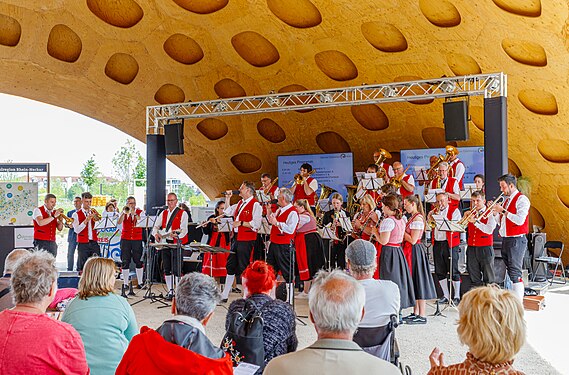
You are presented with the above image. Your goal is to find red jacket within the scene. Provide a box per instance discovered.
[504,191,529,236]
[270,205,298,245]
[234,198,258,241]
[116,326,233,375]
[293,177,316,205]
[121,209,143,240]
[33,206,57,241]
[76,210,98,244]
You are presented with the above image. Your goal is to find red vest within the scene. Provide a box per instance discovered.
[450,159,465,190]
[467,210,493,247]
[270,205,298,244]
[431,177,459,209]
[504,192,529,236]
[160,208,188,244]
[121,208,143,240]
[33,206,57,241]
[431,207,460,248]
[234,198,258,241]
[398,174,413,198]
[76,210,98,243]
[293,177,316,205]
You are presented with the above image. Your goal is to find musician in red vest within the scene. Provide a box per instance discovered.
[72,192,102,272]
[254,173,279,261]
[355,164,382,205]
[466,191,497,289]
[33,193,63,256]
[446,145,465,190]
[372,149,395,180]
[220,181,262,302]
[429,162,460,209]
[492,174,530,301]
[117,196,145,297]
[392,161,414,198]
[152,192,189,300]
[292,163,318,208]
[427,192,462,305]
[267,187,300,304]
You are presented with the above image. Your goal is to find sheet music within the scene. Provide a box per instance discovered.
[317,198,330,212]
[355,172,366,182]
[319,225,339,241]
[218,217,234,233]
[94,217,117,230]
[256,190,272,204]
[363,177,383,190]
[439,218,466,233]
[258,217,272,235]
[136,215,156,228]
[339,216,353,233]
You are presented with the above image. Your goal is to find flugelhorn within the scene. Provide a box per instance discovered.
[90,208,102,221]
[56,208,74,226]
[291,169,315,186]
[427,204,440,230]
[123,206,131,214]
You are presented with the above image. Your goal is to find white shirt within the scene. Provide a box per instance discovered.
[298,213,311,229]
[33,205,53,224]
[379,217,396,232]
[473,208,497,234]
[433,205,462,241]
[151,208,189,239]
[358,278,400,327]
[450,158,465,183]
[274,203,299,234]
[497,190,531,237]
[397,174,415,195]
[72,208,97,241]
[223,196,262,233]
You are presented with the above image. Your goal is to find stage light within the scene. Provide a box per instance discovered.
[213,101,228,112]
[320,92,333,103]
[383,86,398,98]
[167,106,179,117]
[441,81,456,93]
[487,78,500,91]
[267,96,280,106]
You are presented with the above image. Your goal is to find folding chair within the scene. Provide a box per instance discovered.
[353,314,400,366]
[532,241,566,285]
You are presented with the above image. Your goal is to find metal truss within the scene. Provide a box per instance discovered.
[147,72,507,134]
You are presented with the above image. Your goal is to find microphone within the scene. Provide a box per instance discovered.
[151,205,167,210]
[221,190,240,195]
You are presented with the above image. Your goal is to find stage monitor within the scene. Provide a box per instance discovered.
[164,120,184,155]
[443,100,469,141]
[277,153,353,201]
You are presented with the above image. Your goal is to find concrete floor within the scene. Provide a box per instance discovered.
[122,282,563,375]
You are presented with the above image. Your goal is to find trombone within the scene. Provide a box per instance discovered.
[289,169,316,187]
[475,193,505,224]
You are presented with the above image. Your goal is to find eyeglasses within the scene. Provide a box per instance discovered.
[167,199,176,202]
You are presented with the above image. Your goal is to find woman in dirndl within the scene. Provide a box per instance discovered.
[373,194,415,309]
[402,194,436,324]
[352,194,382,278]
[293,199,325,298]
[202,201,230,279]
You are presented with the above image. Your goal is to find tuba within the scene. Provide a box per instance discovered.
[315,184,336,223]
[374,148,392,180]
[345,184,359,216]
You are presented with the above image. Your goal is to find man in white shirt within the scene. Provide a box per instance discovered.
[33,193,63,256]
[492,174,530,301]
[72,192,101,272]
[292,163,318,209]
[392,161,415,198]
[267,188,299,304]
[151,192,189,299]
[446,145,465,190]
[220,181,262,302]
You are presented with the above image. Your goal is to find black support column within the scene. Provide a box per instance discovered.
[483,96,508,201]
[146,134,166,216]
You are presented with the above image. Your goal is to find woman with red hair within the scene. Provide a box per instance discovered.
[224,261,297,373]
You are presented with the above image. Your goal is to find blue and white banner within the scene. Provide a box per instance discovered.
[278,153,354,200]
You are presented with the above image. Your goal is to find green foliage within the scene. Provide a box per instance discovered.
[134,154,146,187]
[80,155,100,191]
[177,183,206,206]
[67,182,83,201]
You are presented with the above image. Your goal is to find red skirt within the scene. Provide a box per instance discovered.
[361,233,382,279]
[295,232,310,281]
[202,231,230,277]
[402,241,413,274]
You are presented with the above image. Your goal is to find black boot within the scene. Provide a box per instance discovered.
[120,284,128,298]
[128,281,136,296]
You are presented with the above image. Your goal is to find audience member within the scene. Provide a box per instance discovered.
[0,251,89,374]
[224,261,297,373]
[0,248,29,311]
[428,285,526,374]
[264,269,400,375]
[346,239,400,327]
[62,257,137,375]
[116,273,233,375]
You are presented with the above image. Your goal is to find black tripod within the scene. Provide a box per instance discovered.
[130,242,169,307]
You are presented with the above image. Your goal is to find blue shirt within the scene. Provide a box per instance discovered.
[62,293,138,375]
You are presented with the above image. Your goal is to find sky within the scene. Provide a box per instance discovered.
[0,93,193,183]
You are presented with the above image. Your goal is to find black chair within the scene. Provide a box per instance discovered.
[353,314,399,366]
[532,241,566,285]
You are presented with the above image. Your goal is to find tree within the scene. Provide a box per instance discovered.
[80,155,100,191]
[133,154,146,187]
[112,140,145,192]
[67,182,83,201]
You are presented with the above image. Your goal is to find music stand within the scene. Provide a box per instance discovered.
[256,190,272,206]
[437,218,465,312]
[319,225,339,270]
[258,218,272,261]
[362,175,383,191]
[184,243,233,278]
[94,217,118,259]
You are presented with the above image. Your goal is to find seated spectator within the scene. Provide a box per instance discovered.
[224,261,297,372]
[116,273,233,375]
[62,257,137,375]
[346,239,400,327]
[0,248,29,311]
[264,269,400,375]
[428,285,526,374]
[0,251,89,374]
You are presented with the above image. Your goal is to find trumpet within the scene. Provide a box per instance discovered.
[55,208,74,226]
[457,209,479,229]
[475,193,505,224]
[263,177,278,194]
[90,208,102,221]
[427,205,440,230]
[291,169,316,187]
[123,206,131,214]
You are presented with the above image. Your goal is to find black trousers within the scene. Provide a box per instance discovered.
[467,245,495,286]
[253,234,268,261]
[33,240,57,257]
[330,241,347,270]
[120,239,144,269]
[77,241,101,271]
[161,247,181,276]
[433,240,460,281]
[226,239,254,276]
[502,236,527,283]
[267,242,293,283]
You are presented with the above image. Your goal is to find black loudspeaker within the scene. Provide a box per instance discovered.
[164,120,184,155]
[443,101,469,141]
